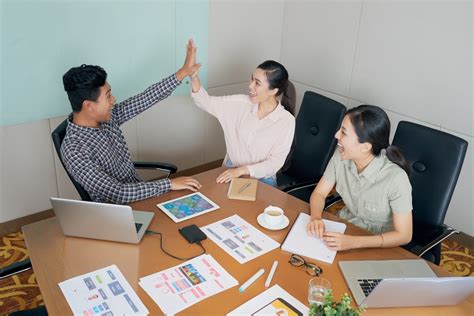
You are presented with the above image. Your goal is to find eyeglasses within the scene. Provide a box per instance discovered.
[288,254,323,276]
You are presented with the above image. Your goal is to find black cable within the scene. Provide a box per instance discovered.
[145,230,206,261]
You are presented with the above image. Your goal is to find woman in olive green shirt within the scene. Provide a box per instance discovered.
[307,105,413,251]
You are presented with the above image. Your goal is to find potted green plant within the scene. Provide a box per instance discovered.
[309,290,365,316]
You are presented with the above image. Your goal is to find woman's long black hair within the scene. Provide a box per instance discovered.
[257,60,295,116]
[346,105,411,176]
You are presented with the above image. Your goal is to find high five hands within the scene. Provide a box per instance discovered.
[176,39,201,81]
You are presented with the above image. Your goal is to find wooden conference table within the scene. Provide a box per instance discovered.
[23,167,473,315]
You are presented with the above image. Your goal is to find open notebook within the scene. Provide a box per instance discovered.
[281,212,346,264]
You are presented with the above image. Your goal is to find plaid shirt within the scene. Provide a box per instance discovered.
[61,74,181,204]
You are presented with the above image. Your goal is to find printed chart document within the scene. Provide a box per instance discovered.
[281,212,346,264]
[58,264,148,315]
[139,254,238,315]
[201,214,280,264]
[227,284,308,316]
[156,192,219,223]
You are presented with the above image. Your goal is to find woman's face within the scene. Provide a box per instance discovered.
[335,115,371,161]
[248,68,277,104]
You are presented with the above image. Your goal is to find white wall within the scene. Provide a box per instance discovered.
[279,0,473,235]
[1,0,472,236]
[207,0,473,234]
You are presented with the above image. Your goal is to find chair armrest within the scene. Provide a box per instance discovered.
[283,181,342,210]
[404,223,459,257]
[281,180,318,193]
[0,258,32,279]
[324,193,342,210]
[133,161,177,175]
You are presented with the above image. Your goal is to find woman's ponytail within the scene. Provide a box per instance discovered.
[386,145,411,176]
[280,81,296,116]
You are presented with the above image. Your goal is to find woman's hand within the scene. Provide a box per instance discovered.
[307,218,325,239]
[176,39,201,81]
[322,232,357,251]
[216,167,247,183]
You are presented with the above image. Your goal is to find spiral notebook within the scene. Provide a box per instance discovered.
[227,178,258,201]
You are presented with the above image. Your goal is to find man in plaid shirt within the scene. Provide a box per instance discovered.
[61,40,201,204]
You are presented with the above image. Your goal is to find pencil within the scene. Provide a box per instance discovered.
[237,181,251,194]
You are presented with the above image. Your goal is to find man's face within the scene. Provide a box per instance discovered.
[90,82,115,122]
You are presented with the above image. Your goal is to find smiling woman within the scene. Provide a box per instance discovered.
[307,105,413,252]
[190,55,296,187]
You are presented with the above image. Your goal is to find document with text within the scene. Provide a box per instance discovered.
[139,254,238,315]
[59,264,148,315]
[201,214,281,264]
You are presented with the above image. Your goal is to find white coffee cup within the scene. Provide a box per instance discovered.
[263,205,284,226]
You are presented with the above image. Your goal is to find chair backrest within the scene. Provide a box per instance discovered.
[391,121,468,227]
[280,81,297,171]
[284,91,346,181]
[52,119,92,201]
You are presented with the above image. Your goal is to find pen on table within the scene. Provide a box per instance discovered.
[237,181,251,194]
[239,268,265,292]
[264,260,278,287]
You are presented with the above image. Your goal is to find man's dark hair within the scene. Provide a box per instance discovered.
[63,64,107,112]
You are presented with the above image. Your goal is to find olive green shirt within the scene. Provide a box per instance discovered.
[323,149,412,234]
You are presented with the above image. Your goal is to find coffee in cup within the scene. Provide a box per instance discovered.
[263,205,284,226]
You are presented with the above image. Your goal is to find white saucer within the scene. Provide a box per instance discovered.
[257,213,290,230]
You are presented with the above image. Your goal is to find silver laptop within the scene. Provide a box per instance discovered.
[339,259,474,308]
[50,197,154,244]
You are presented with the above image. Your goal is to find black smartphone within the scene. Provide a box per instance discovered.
[179,224,207,244]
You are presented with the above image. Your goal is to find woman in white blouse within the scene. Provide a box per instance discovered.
[190,47,295,186]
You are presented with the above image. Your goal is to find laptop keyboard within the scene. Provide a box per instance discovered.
[135,223,143,233]
[358,279,382,297]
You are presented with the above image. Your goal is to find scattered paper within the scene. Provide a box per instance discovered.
[59,264,148,315]
[281,212,346,264]
[139,254,238,315]
[201,214,281,264]
[227,284,308,316]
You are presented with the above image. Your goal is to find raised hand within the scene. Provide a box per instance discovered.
[176,39,201,81]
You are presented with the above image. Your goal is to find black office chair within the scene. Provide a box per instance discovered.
[51,118,178,201]
[277,91,346,202]
[392,121,468,264]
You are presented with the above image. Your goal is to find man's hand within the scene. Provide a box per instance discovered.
[170,176,202,192]
[176,39,201,81]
